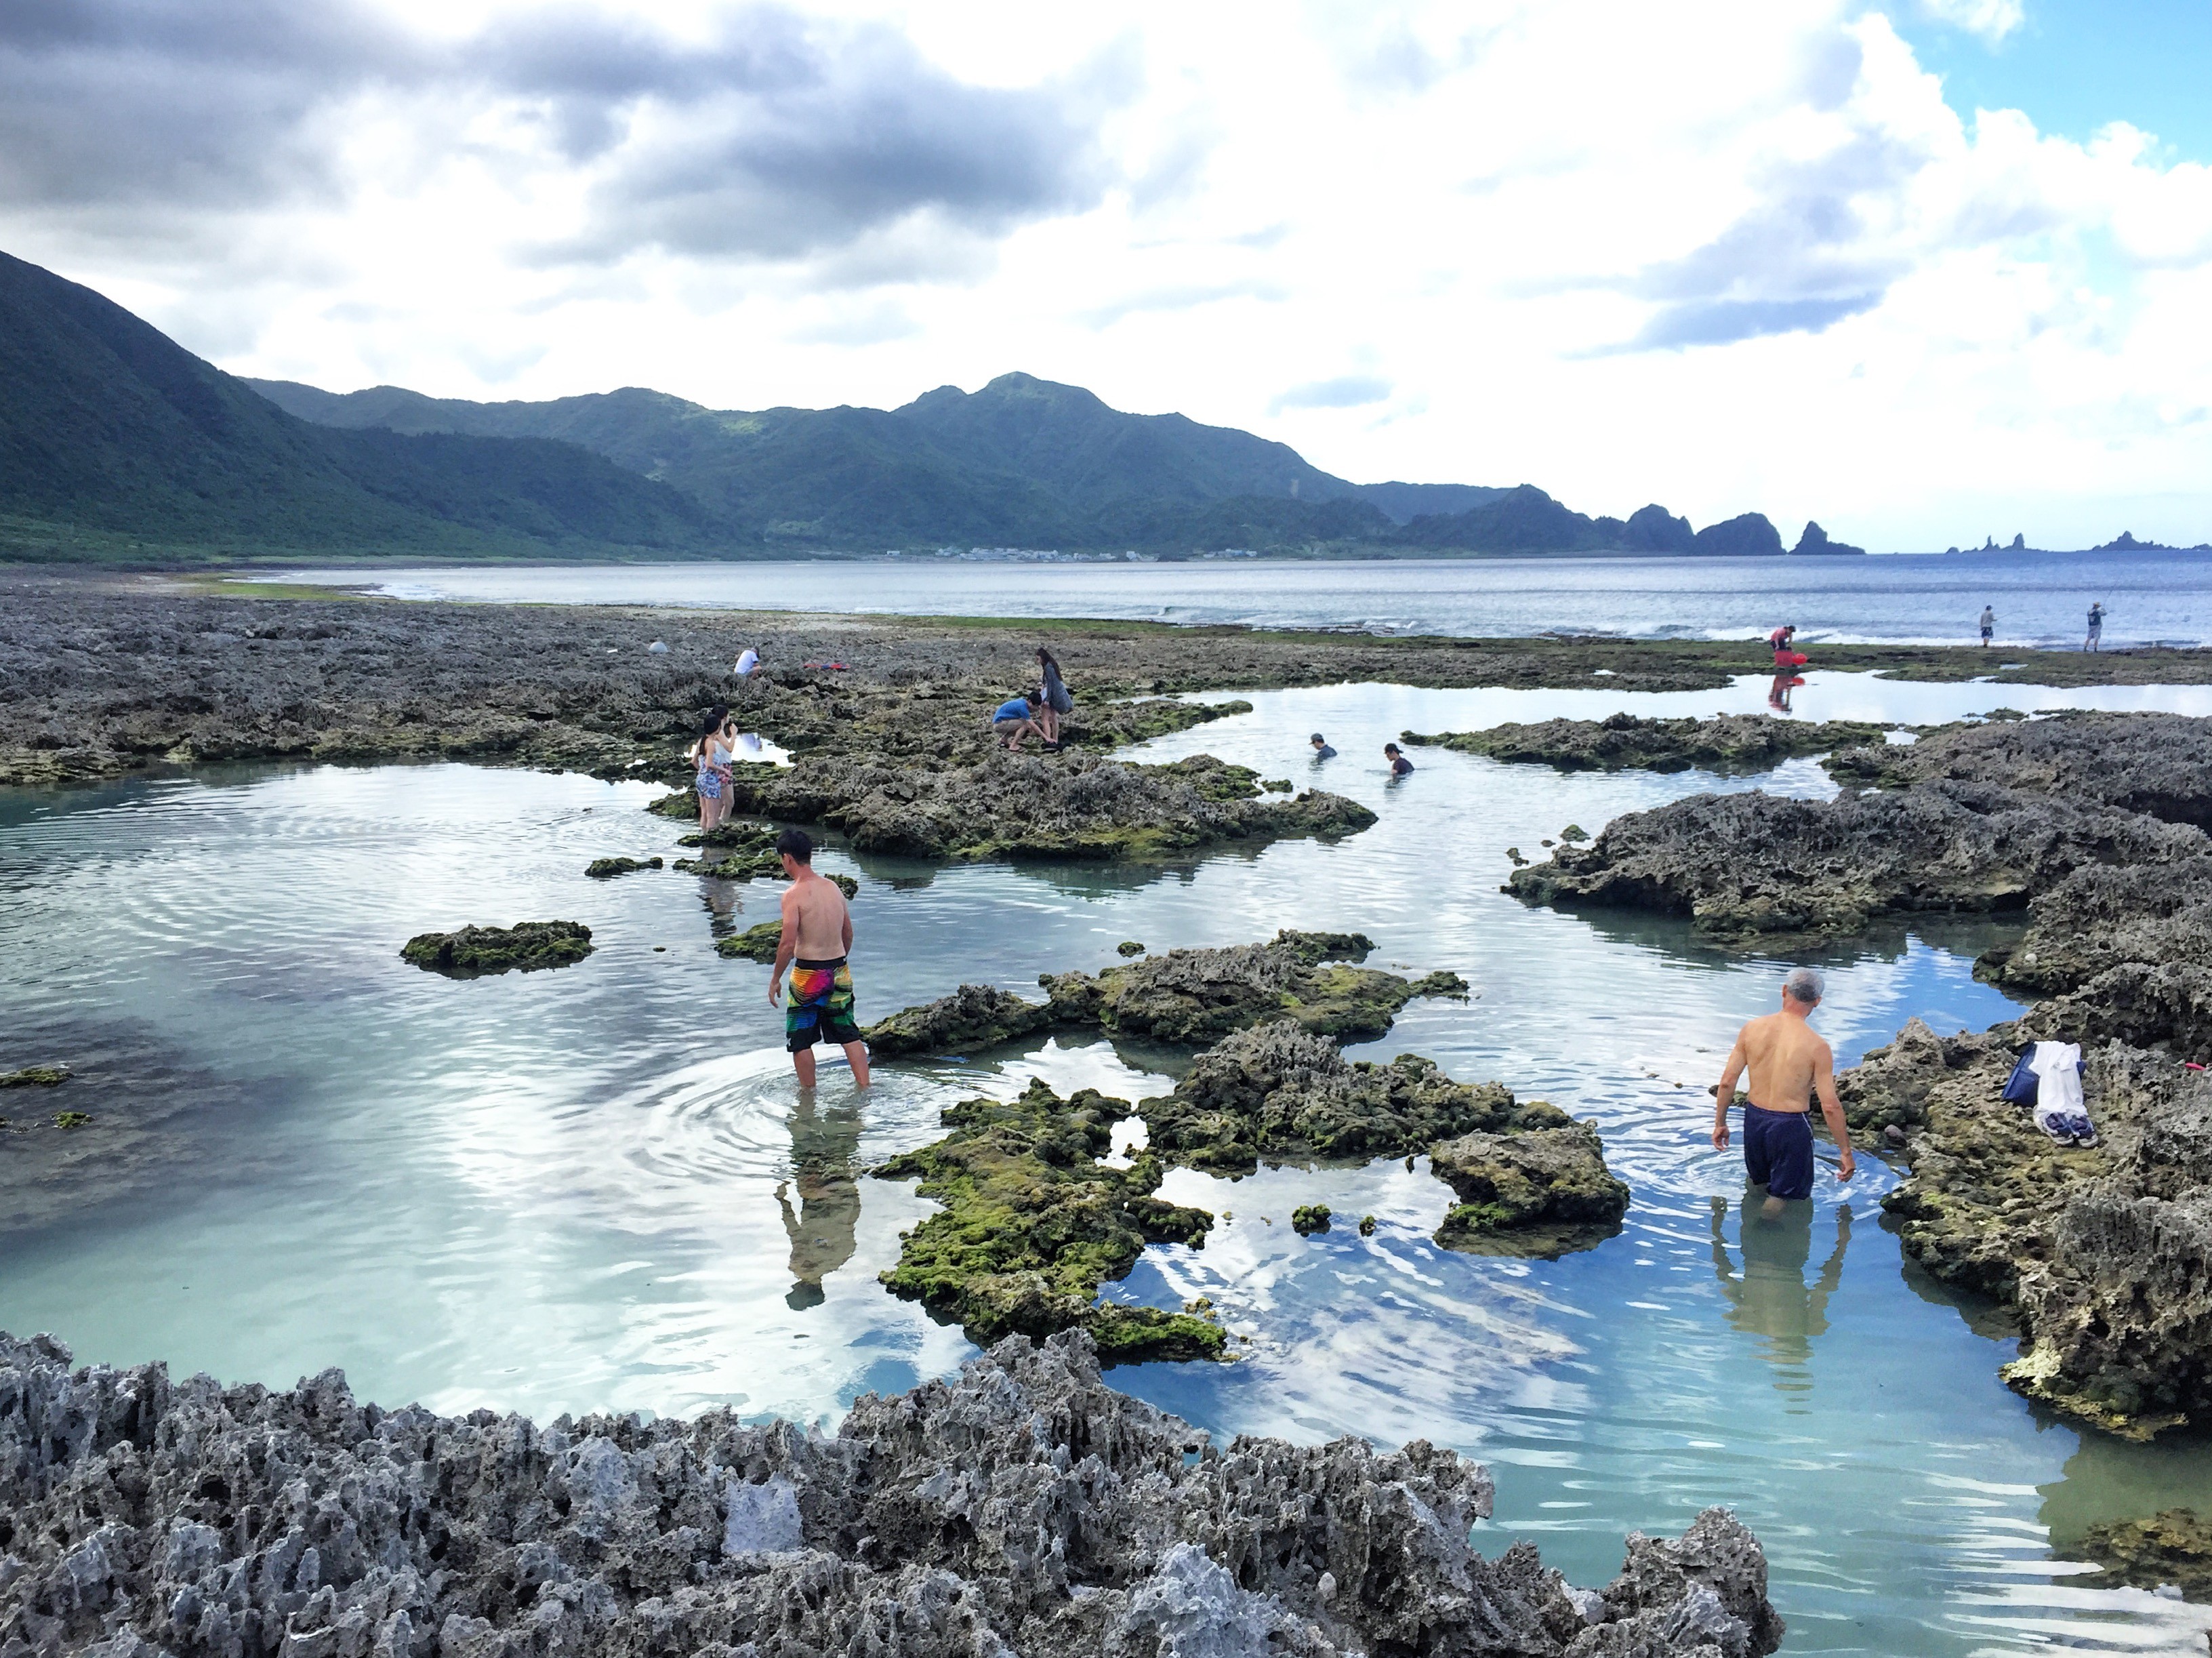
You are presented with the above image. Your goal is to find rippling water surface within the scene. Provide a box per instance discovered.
[5,671,2210,1655]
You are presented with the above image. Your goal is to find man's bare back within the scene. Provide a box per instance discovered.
[780,871,851,962]
[1711,970,1853,1202]
[1730,1011,1830,1114]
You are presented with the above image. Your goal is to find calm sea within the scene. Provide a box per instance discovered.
[266,547,2212,649]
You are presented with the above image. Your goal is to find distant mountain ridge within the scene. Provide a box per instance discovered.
[0,245,1866,563]
[0,251,716,561]
[250,369,1849,559]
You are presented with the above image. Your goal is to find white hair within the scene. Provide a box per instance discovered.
[1783,967,1825,1005]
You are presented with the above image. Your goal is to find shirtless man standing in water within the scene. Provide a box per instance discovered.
[767,828,871,1088]
[1711,967,1854,1214]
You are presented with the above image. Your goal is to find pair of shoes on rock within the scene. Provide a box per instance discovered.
[2040,1112,2099,1148]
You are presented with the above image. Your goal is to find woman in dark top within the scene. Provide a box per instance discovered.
[1037,649,1073,748]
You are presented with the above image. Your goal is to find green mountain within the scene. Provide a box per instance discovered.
[249,371,1807,558]
[2,247,1818,563]
[0,251,718,562]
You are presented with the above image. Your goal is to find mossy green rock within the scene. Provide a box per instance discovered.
[873,1080,1223,1364]
[1291,1204,1331,1236]
[1142,1019,1561,1176]
[1403,712,1891,772]
[1429,1121,1630,1257]
[865,983,1058,1056]
[716,921,784,963]
[585,855,661,878]
[0,1066,70,1088]
[866,930,1463,1057]
[2074,1509,2212,1602]
[401,921,594,977]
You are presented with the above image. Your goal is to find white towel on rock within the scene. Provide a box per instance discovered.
[2028,1041,2091,1143]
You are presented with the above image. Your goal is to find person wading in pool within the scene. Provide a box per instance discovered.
[767,828,871,1089]
[1710,967,1854,1215]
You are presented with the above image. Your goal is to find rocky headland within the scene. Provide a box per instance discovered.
[1401,712,1891,772]
[0,1329,1783,1658]
[1508,710,2212,1437]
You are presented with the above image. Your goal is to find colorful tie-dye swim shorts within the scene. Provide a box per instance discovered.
[785,957,862,1052]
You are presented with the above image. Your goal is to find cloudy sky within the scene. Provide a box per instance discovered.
[5,0,2210,548]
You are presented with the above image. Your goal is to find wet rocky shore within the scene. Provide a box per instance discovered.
[1511,710,2212,1438]
[0,1329,1784,1658]
[863,935,1628,1360]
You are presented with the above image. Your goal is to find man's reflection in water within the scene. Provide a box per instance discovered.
[776,1092,863,1310]
[1711,1192,1851,1396]
[1767,672,1804,714]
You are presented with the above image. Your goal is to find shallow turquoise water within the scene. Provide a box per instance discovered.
[4,673,2209,1655]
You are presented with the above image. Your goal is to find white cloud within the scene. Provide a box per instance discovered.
[2,0,2210,546]
[1914,0,2024,45]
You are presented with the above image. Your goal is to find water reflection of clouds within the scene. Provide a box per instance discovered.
[12,700,2212,1655]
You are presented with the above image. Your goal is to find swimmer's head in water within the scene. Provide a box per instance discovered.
[1383,742,1402,756]
[1311,733,1326,746]
[1783,967,1824,1006]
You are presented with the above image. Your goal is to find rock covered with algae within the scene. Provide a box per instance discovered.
[2075,1509,2212,1602]
[1140,1019,1560,1175]
[585,855,662,878]
[1837,1022,2212,1439]
[0,1066,70,1088]
[0,1328,1782,1658]
[874,1024,1630,1357]
[867,930,1466,1057]
[399,921,594,977]
[872,1081,1223,1364]
[722,748,1375,863]
[1429,1122,1631,1257]
[1403,712,1890,773]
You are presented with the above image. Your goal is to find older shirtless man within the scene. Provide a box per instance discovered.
[1711,967,1853,1212]
[767,828,870,1088]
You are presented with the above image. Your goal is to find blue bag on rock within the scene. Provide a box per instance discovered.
[2001,1047,2041,1105]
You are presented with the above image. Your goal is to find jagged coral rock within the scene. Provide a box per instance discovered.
[1824,710,2212,826]
[2074,1509,2212,1602]
[399,920,594,976]
[872,1082,1223,1363]
[1141,1019,1562,1176]
[0,1329,1782,1658]
[1404,712,1889,773]
[868,931,1458,1058]
[1837,1024,2212,1438]
[724,750,1374,863]
[1430,1122,1631,1257]
[1508,782,2201,941]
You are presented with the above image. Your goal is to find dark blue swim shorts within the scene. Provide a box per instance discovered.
[1742,1105,1815,1200]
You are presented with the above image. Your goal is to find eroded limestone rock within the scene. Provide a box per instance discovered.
[0,1329,1782,1658]
[1430,1122,1631,1258]
[1140,1020,1558,1176]
[1405,712,1889,773]
[872,1082,1222,1364]
[1508,782,2200,942]
[868,931,1465,1058]
[1837,1023,2212,1438]
[399,921,594,977]
[2074,1509,2212,1602]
